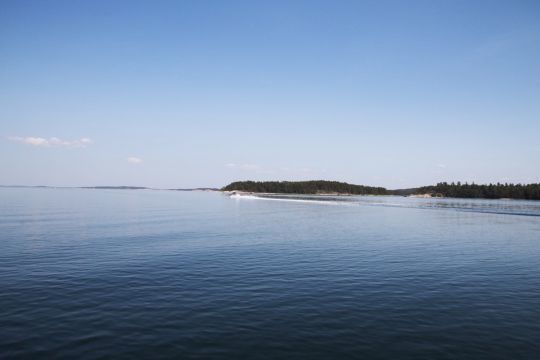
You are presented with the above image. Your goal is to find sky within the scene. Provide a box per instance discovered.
[1,0,539,189]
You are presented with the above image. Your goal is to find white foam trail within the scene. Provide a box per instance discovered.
[230,194,348,206]
[228,194,540,216]
[230,194,415,209]
[230,194,260,200]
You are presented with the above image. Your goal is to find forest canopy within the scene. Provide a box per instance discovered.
[222,181,540,200]
[222,180,389,195]
[413,182,540,200]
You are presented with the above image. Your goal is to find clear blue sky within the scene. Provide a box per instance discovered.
[1,0,539,188]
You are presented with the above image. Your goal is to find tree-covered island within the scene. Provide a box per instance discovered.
[222,180,388,195]
[222,180,540,200]
[413,182,540,200]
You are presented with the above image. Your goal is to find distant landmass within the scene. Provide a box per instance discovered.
[222,181,540,200]
[411,182,540,200]
[2,182,539,200]
[168,188,219,191]
[82,186,219,191]
[81,186,149,190]
[0,185,151,190]
[222,180,388,195]
[0,185,218,191]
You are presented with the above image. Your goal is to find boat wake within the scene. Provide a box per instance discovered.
[229,193,540,217]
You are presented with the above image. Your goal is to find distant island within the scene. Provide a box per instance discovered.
[222,180,388,195]
[168,187,219,191]
[411,182,540,200]
[0,185,219,192]
[81,186,149,190]
[222,181,540,200]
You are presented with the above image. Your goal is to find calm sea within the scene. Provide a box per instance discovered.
[1,188,539,359]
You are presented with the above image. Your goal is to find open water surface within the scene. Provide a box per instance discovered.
[1,188,539,359]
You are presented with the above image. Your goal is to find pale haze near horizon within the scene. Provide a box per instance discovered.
[1,0,539,189]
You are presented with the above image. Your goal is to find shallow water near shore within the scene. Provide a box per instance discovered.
[1,188,540,359]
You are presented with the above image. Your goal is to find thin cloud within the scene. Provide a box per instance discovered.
[225,163,261,171]
[127,157,143,164]
[8,136,92,148]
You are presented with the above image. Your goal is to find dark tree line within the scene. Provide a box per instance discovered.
[414,182,540,200]
[223,180,540,200]
[222,180,389,195]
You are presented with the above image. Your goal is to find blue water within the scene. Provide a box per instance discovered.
[1,188,540,359]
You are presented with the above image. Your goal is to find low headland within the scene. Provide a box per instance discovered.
[222,180,540,200]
